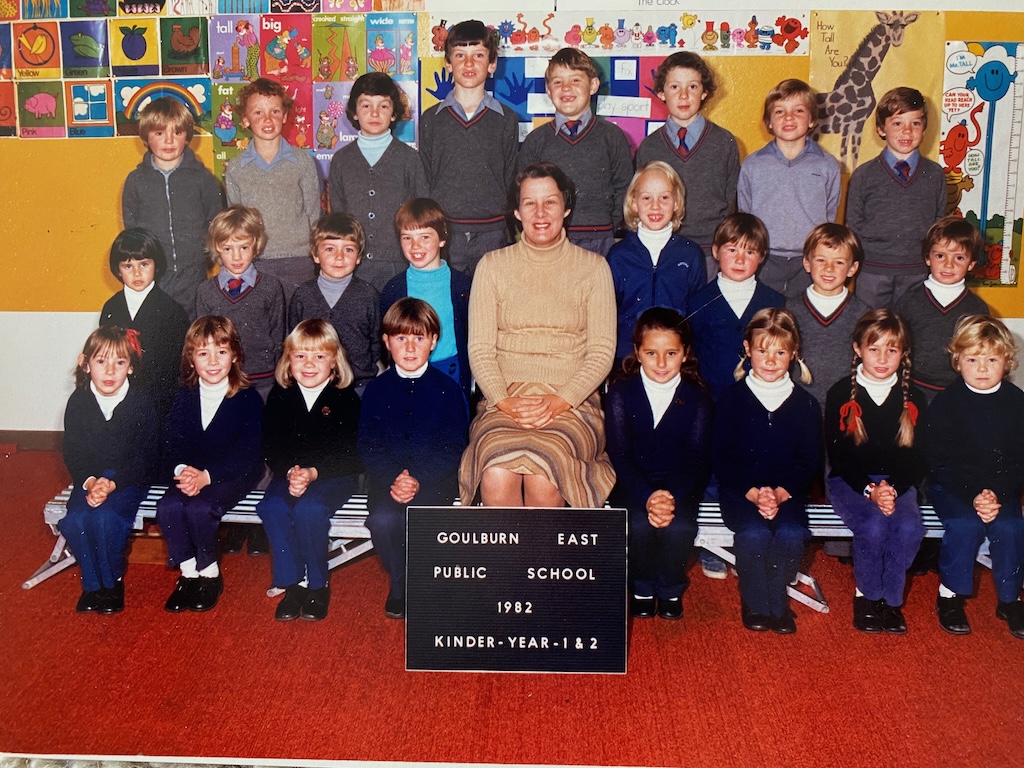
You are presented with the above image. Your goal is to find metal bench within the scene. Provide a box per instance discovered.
[23,485,373,590]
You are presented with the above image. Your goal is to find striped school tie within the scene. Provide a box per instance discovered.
[677,126,689,157]
[564,120,581,137]
[895,160,910,182]
[227,278,243,298]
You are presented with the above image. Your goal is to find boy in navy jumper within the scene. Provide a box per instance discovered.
[419,20,518,277]
[380,198,471,400]
[358,299,469,620]
[518,47,633,256]
[289,213,380,396]
[122,96,224,312]
[895,216,988,402]
[846,87,946,309]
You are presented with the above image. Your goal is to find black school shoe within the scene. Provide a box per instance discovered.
[164,576,198,612]
[630,595,656,618]
[246,526,270,556]
[741,604,771,632]
[880,601,907,634]
[384,594,406,620]
[301,586,331,621]
[853,596,883,633]
[771,609,797,635]
[657,597,683,620]
[221,524,247,554]
[275,584,307,621]
[76,589,102,613]
[189,574,223,612]
[996,601,1024,639]
[936,595,971,635]
[97,581,125,615]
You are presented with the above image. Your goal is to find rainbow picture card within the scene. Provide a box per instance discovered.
[114,75,212,135]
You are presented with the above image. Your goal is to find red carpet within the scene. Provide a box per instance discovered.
[2,449,1022,766]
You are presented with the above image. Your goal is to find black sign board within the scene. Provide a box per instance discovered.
[406,506,627,674]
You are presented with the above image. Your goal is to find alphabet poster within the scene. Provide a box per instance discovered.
[941,41,1024,287]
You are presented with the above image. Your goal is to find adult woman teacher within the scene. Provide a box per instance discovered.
[459,161,617,507]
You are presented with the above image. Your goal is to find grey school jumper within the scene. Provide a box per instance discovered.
[789,290,871,406]
[195,272,286,377]
[518,117,633,236]
[846,153,946,274]
[636,121,739,254]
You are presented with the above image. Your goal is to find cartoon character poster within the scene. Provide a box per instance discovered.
[211,78,248,177]
[364,12,415,79]
[284,82,311,147]
[70,0,116,18]
[311,78,350,153]
[64,78,114,136]
[312,13,364,84]
[209,13,259,82]
[60,19,110,79]
[21,0,67,20]
[941,41,1024,287]
[260,12,311,84]
[16,79,63,136]
[114,75,212,136]
[0,80,15,134]
[0,23,12,78]
[109,15,158,76]
[12,20,60,79]
[160,15,208,75]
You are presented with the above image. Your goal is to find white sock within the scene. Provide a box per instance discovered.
[180,558,199,578]
[938,584,956,598]
[855,588,864,597]
[198,561,220,578]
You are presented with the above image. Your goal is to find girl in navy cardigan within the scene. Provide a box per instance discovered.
[258,319,362,622]
[825,309,926,635]
[712,308,821,634]
[157,316,263,613]
[61,326,158,614]
[606,161,706,364]
[606,308,713,621]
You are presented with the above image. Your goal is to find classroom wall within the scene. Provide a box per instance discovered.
[1,7,1023,431]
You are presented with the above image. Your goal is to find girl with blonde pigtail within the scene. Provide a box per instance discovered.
[825,308,927,635]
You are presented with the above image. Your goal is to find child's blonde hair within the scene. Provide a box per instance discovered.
[205,205,267,265]
[762,78,817,133]
[180,315,249,396]
[138,96,195,144]
[949,314,1019,371]
[841,309,916,448]
[275,319,354,389]
[74,326,143,389]
[734,307,811,384]
[623,161,686,232]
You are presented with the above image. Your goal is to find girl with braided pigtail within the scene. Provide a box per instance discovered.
[824,309,927,635]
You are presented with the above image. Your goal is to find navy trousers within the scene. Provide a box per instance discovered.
[59,485,147,593]
[829,477,925,606]
[157,480,250,571]
[930,482,1024,603]
[366,494,407,598]
[257,475,358,590]
[629,506,697,600]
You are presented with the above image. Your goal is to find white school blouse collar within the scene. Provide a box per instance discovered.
[395,362,429,379]
[298,379,331,411]
[91,379,130,421]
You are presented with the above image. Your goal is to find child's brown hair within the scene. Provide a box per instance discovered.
[840,309,916,447]
[802,222,864,266]
[205,205,268,265]
[346,71,407,127]
[74,326,143,389]
[713,212,769,257]
[734,307,812,384]
[138,96,195,144]
[653,51,716,100]
[444,20,498,63]
[545,47,600,83]
[762,78,817,133]
[394,198,450,248]
[180,315,249,396]
[621,307,706,391]
[237,77,292,115]
[875,86,928,131]
[381,297,441,339]
[921,216,983,265]
[310,212,365,266]
[275,318,354,389]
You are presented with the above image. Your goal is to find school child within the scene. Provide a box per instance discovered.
[358,298,469,619]
[60,326,158,614]
[289,213,380,396]
[788,223,871,407]
[738,79,840,299]
[157,316,263,613]
[380,198,471,399]
[195,205,286,402]
[846,87,946,309]
[606,308,713,620]
[258,320,362,622]
[895,216,989,401]
[518,48,634,257]
[122,96,224,313]
[712,308,821,633]
[636,51,740,276]
[327,72,428,292]
[825,309,927,634]
[689,213,784,401]
[607,161,705,363]
[99,228,191,418]
[225,78,321,299]
[924,315,1024,639]
[419,20,519,276]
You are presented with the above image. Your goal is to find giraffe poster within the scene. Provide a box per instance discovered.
[809,9,943,174]
[941,41,1023,287]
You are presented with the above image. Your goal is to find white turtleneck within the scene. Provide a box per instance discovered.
[856,364,898,406]
[924,276,966,308]
[805,285,847,317]
[718,274,757,319]
[640,368,680,427]
[91,379,130,421]
[637,224,673,267]
[745,371,793,412]
[199,377,230,429]
[966,380,1001,395]
[298,379,330,410]
[396,362,429,379]
[123,281,155,321]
